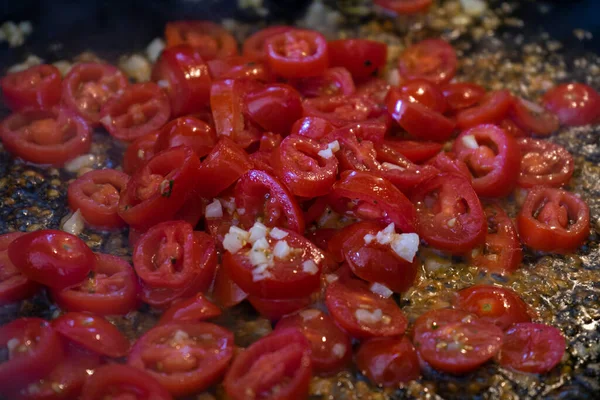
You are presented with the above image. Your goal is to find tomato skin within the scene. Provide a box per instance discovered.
[274,135,338,198]
[355,336,420,386]
[208,56,274,82]
[428,151,471,181]
[0,232,40,305]
[266,29,329,79]
[499,118,527,138]
[456,90,514,129]
[517,187,590,253]
[8,230,94,290]
[453,124,521,198]
[542,83,600,126]
[244,84,304,135]
[398,39,457,85]
[243,26,295,61]
[67,169,129,229]
[384,140,441,164]
[154,116,217,159]
[328,39,387,81]
[157,293,221,324]
[294,67,356,98]
[100,82,171,142]
[386,87,456,142]
[151,45,212,117]
[517,137,574,188]
[52,312,130,358]
[497,323,566,374]
[122,131,159,175]
[164,20,238,60]
[0,318,65,393]
[1,64,62,112]
[62,63,129,125]
[304,94,380,127]
[81,364,173,400]
[411,173,487,254]
[248,296,312,321]
[118,146,202,230]
[0,108,91,167]
[374,0,433,14]
[276,309,352,374]
[52,253,140,316]
[400,79,447,113]
[128,322,234,396]
[223,329,312,400]
[211,265,248,308]
[441,82,486,112]
[510,98,559,137]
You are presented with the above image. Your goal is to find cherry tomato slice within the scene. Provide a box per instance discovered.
[375,0,433,14]
[400,79,447,113]
[273,135,338,198]
[223,329,312,400]
[325,279,408,339]
[211,265,248,308]
[243,26,295,61]
[122,131,159,175]
[328,39,387,81]
[208,56,274,82]
[128,322,234,396]
[158,293,221,325]
[8,230,94,290]
[154,116,216,160]
[244,84,303,135]
[164,20,238,60]
[355,336,420,386]
[398,39,456,85]
[542,83,600,126]
[453,124,521,198]
[52,312,130,358]
[294,67,356,98]
[67,169,129,229]
[276,308,352,374]
[517,186,590,253]
[223,228,323,299]
[118,146,201,230]
[304,94,380,127]
[52,253,139,316]
[62,63,129,125]
[235,170,305,233]
[411,173,486,254]
[248,296,312,321]
[81,364,173,400]
[0,232,39,305]
[355,77,391,105]
[0,318,64,393]
[100,82,171,142]
[383,139,442,164]
[1,64,62,112]
[517,137,574,188]
[456,90,514,129]
[0,108,91,166]
[428,151,472,181]
[499,118,527,138]
[151,45,212,117]
[441,82,486,112]
[266,29,328,79]
[510,97,559,137]
[497,323,566,374]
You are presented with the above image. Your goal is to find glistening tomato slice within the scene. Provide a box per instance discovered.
[164,20,238,60]
[510,97,559,137]
[381,139,442,164]
[158,293,222,325]
[542,83,600,126]
[0,64,62,112]
[265,29,328,79]
[517,138,574,188]
[327,39,387,81]
[122,131,159,175]
[456,90,514,129]
[248,296,312,321]
[355,336,420,386]
[244,84,303,135]
[441,82,486,112]
[0,232,39,305]
[81,364,173,400]
[243,26,294,61]
[154,116,217,159]
[399,79,447,113]
[293,67,356,98]
[397,39,456,85]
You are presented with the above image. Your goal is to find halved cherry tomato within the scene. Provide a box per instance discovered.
[0,232,39,305]
[122,131,159,175]
[385,139,442,164]
[499,118,526,138]
[1,64,62,112]
[211,265,248,308]
[243,26,294,61]
[223,228,323,299]
[118,146,201,230]
[329,171,417,234]
[128,322,234,396]
[517,186,590,253]
[164,20,238,60]
[244,84,303,135]
[510,97,559,137]
[207,56,273,82]
[152,45,212,117]
[0,318,64,393]
[441,82,486,112]
[248,296,312,321]
[52,312,130,358]
[67,169,129,229]
[8,230,93,290]
[453,124,521,197]
[497,323,565,374]
[397,39,456,85]
[266,29,328,78]
[304,94,380,127]
[456,90,514,129]
[0,108,91,166]
[411,173,486,254]
[455,285,531,330]
[154,116,216,159]
[81,364,173,400]
[411,308,473,339]
[52,253,139,316]
[467,203,522,275]
[273,135,338,198]
[195,137,253,198]
[235,170,305,233]
[325,279,408,339]
[62,63,128,125]
[355,336,420,386]
[400,79,447,113]
[374,0,433,14]
[276,308,352,374]
[355,77,391,104]
[223,329,312,400]
[100,82,171,142]
[158,293,221,325]
[294,67,356,98]
[386,87,455,141]
[517,137,574,188]
[328,39,387,81]
[542,83,600,126]
[428,151,471,181]
[333,133,380,173]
